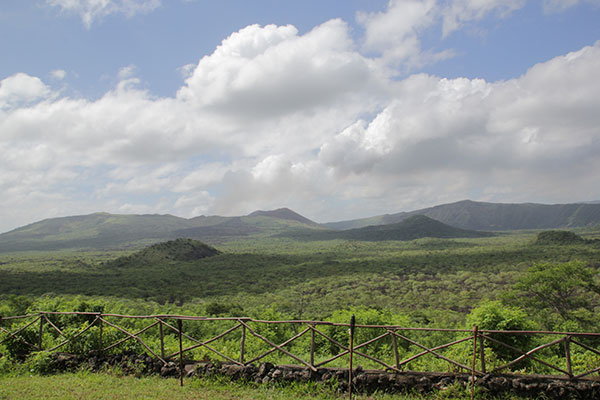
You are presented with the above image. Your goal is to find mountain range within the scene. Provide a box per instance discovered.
[323,200,600,231]
[1,200,599,252]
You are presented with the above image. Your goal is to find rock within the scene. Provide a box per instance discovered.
[258,362,274,377]
[29,352,600,398]
[271,369,282,380]
[160,361,178,377]
[184,363,196,378]
[221,364,244,379]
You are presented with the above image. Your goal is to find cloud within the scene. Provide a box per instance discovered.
[0,73,53,109]
[173,191,214,217]
[318,42,600,211]
[172,163,229,193]
[320,74,493,176]
[357,0,452,69]
[543,0,600,12]
[46,0,161,28]
[50,69,67,80]
[177,20,379,120]
[118,65,137,80]
[1,12,599,231]
[214,155,324,217]
[441,0,526,37]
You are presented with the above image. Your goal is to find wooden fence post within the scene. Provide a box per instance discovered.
[471,325,478,400]
[479,333,486,374]
[349,315,355,400]
[178,319,184,387]
[38,313,44,350]
[565,335,573,378]
[310,324,315,367]
[392,329,400,370]
[240,323,246,364]
[98,315,103,355]
[159,321,165,360]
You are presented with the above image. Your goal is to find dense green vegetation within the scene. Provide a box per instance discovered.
[533,230,600,245]
[1,226,600,398]
[1,230,599,323]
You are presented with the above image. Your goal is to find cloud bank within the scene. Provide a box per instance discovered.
[1,1,599,232]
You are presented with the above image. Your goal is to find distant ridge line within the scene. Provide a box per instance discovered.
[323,200,600,231]
[248,207,319,226]
[1,200,599,252]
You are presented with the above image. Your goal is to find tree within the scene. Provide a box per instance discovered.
[467,300,534,361]
[503,261,600,331]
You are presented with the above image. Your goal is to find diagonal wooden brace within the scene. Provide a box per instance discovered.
[103,320,159,352]
[99,317,165,364]
[163,322,244,366]
[391,330,479,374]
[484,335,568,375]
[244,326,310,365]
[396,332,474,367]
[239,320,317,372]
[311,326,398,371]
[46,316,100,352]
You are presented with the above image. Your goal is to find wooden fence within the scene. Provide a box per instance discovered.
[3,311,600,382]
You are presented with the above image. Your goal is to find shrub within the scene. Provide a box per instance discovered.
[466,300,535,362]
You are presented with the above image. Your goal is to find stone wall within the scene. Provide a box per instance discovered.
[48,352,600,399]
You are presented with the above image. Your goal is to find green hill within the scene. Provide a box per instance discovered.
[3,200,600,252]
[533,230,586,245]
[0,213,195,252]
[337,215,492,241]
[0,210,325,252]
[282,215,491,241]
[248,208,319,226]
[108,238,220,267]
[325,200,600,231]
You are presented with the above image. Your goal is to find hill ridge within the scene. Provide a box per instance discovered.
[282,214,491,241]
[248,208,318,226]
[0,208,320,252]
[2,200,600,252]
[324,200,600,231]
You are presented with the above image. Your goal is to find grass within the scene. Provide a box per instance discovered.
[0,372,426,400]
[0,371,523,400]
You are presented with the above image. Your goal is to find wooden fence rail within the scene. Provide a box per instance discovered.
[2,311,600,384]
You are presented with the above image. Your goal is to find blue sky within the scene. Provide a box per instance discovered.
[1,0,599,232]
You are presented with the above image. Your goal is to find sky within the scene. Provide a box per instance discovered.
[1,0,600,233]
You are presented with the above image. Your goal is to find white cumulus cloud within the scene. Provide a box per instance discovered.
[357,0,451,69]
[178,20,379,119]
[0,73,53,109]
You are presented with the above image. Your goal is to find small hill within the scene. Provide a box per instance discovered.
[336,215,492,241]
[281,215,491,241]
[109,238,220,267]
[533,230,586,245]
[248,208,319,226]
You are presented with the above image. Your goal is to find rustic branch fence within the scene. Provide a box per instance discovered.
[2,312,600,384]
